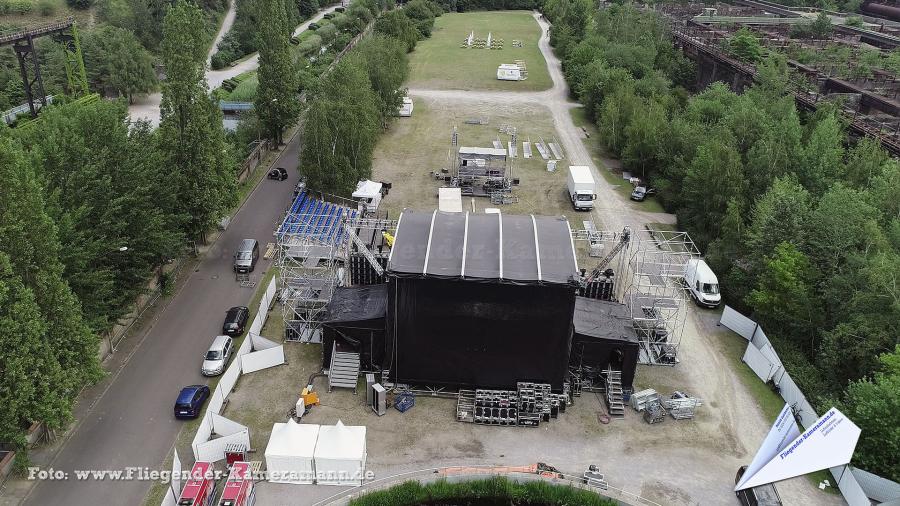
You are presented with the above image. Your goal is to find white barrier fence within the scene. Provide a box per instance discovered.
[719,306,881,506]
[169,275,284,505]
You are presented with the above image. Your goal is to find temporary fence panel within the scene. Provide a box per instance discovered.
[171,448,182,498]
[248,314,264,339]
[775,372,819,428]
[206,386,226,416]
[742,343,779,382]
[219,357,242,398]
[252,334,280,351]
[720,305,758,340]
[191,414,214,460]
[160,487,177,506]
[195,414,250,463]
[241,345,285,374]
[196,429,251,463]
[836,466,871,506]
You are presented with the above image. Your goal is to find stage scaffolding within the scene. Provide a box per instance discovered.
[572,224,700,365]
[275,205,397,342]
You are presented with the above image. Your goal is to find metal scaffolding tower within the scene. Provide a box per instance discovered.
[622,228,700,366]
[572,224,700,365]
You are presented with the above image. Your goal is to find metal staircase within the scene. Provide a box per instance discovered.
[328,342,360,393]
[605,368,625,419]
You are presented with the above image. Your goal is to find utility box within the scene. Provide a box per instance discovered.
[365,373,376,405]
[370,383,386,416]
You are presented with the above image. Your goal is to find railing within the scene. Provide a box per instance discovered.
[0,17,74,46]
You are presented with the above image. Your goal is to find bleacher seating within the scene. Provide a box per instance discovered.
[276,190,357,244]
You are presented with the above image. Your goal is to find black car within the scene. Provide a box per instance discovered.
[222,306,249,335]
[268,167,288,181]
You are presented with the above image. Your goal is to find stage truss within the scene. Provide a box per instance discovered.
[572,225,700,366]
[276,213,397,343]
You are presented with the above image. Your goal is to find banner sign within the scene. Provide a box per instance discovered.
[738,403,801,489]
[736,407,860,490]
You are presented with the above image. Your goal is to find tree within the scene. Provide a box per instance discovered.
[300,59,380,195]
[15,101,184,332]
[745,176,811,270]
[0,137,101,445]
[403,0,437,38]
[375,10,419,52]
[678,132,747,248]
[351,35,409,124]
[82,25,157,102]
[727,28,764,63]
[746,242,823,352]
[158,0,237,243]
[255,0,300,145]
[622,99,666,180]
[841,345,900,481]
[797,112,845,194]
[845,137,888,188]
[297,0,318,17]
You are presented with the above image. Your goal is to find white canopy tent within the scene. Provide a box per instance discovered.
[313,420,367,486]
[264,420,319,484]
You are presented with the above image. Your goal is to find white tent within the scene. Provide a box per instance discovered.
[264,420,319,484]
[313,420,367,486]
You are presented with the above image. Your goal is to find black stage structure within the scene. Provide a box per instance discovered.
[384,210,580,391]
[321,284,387,371]
[571,297,639,390]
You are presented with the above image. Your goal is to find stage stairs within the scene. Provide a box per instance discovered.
[329,342,360,393]
[605,368,625,419]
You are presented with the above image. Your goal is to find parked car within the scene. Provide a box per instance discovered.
[631,186,647,201]
[735,466,782,506]
[222,306,249,336]
[268,167,288,181]
[233,238,259,273]
[174,385,210,419]
[202,335,234,376]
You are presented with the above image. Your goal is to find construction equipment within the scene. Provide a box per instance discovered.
[643,399,667,424]
[583,465,609,490]
[382,231,395,247]
[584,227,631,284]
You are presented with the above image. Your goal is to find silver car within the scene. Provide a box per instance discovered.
[202,335,233,376]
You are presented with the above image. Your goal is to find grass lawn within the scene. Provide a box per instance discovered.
[568,107,666,214]
[373,97,584,223]
[408,11,551,92]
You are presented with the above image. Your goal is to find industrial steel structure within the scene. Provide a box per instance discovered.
[0,17,88,118]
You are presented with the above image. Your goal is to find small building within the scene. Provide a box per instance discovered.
[398,96,413,117]
[497,63,523,81]
[314,421,367,486]
[264,420,319,485]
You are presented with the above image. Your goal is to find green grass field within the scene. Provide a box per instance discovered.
[408,11,552,92]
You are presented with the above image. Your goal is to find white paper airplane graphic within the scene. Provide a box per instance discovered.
[736,406,860,490]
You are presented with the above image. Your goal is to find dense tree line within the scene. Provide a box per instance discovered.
[300,1,425,195]
[211,0,306,69]
[548,2,899,480]
[0,0,237,460]
[99,0,227,52]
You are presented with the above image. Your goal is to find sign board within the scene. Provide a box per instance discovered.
[737,407,861,490]
[738,403,800,489]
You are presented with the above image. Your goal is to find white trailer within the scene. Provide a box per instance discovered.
[497,64,523,81]
[398,97,413,117]
[567,165,596,211]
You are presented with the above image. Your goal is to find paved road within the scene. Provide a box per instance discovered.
[23,139,301,506]
[129,4,341,127]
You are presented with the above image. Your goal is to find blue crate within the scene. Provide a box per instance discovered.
[394,393,415,413]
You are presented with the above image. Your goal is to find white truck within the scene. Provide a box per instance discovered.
[683,258,721,308]
[567,165,596,211]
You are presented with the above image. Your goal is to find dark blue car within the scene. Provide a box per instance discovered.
[174,385,210,419]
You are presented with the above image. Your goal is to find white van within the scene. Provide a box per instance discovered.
[683,259,721,308]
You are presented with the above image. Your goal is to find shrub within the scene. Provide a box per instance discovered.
[66,0,93,9]
[38,0,57,16]
[297,34,322,56]
[4,0,34,14]
[316,23,337,43]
